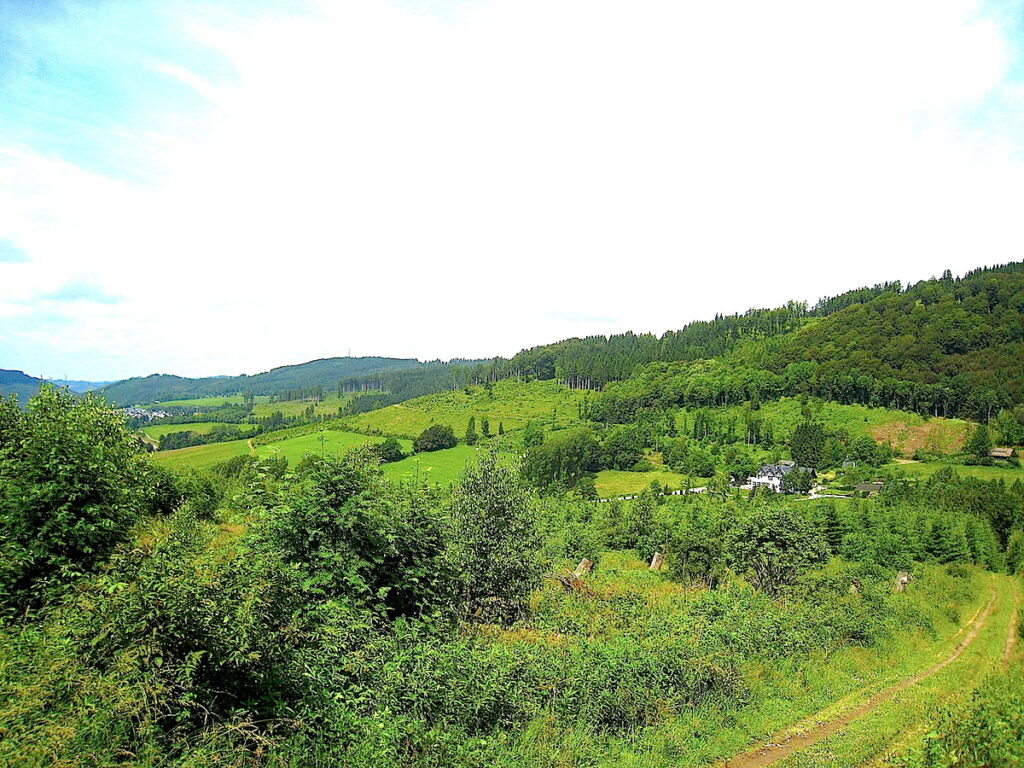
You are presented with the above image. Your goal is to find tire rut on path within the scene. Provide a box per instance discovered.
[722,590,999,768]
[1003,585,1020,665]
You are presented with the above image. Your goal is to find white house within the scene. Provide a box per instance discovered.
[749,463,816,493]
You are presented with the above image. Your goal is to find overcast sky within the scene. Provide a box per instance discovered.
[2,0,1023,381]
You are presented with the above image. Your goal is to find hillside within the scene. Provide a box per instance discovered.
[343,379,587,438]
[337,262,1024,423]
[0,369,44,405]
[98,356,427,405]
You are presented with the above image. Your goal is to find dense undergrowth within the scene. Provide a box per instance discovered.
[1,387,1022,767]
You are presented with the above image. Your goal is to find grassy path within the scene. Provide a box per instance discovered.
[720,576,1015,768]
[1002,580,1021,665]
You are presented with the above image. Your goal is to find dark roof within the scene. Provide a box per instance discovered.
[757,464,816,478]
[855,482,884,492]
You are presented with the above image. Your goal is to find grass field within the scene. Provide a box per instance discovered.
[140,421,259,441]
[254,431,412,465]
[251,393,354,420]
[381,444,477,486]
[151,428,469,483]
[344,379,587,439]
[147,394,255,408]
[150,438,253,470]
[895,459,1024,483]
[677,398,971,457]
[594,468,689,497]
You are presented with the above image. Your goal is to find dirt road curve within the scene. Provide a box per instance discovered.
[722,590,999,768]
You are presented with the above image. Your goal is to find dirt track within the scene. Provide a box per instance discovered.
[1003,587,1020,665]
[722,590,999,768]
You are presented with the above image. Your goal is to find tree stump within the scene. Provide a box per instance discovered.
[574,558,593,577]
[895,571,911,592]
[650,552,665,571]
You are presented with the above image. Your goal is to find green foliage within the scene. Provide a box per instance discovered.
[0,386,150,615]
[729,504,829,592]
[464,416,478,445]
[373,436,406,463]
[254,451,449,617]
[907,664,1024,767]
[446,452,542,621]
[523,427,600,489]
[601,425,645,470]
[790,419,827,468]
[522,419,543,448]
[964,423,992,459]
[414,424,457,453]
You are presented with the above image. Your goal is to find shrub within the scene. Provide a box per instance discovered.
[0,386,150,615]
[414,424,457,453]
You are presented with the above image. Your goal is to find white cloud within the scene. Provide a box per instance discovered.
[1,0,1022,379]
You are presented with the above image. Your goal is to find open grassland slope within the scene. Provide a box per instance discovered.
[344,379,587,439]
[140,421,260,441]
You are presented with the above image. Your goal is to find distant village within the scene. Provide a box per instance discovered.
[122,407,171,421]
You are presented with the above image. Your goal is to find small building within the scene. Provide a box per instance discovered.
[990,447,1015,459]
[854,482,885,496]
[749,464,816,493]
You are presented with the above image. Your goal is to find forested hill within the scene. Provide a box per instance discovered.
[0,370,45,405]
[764,263,1024,415]
[97,357,431,405]
[587,263,1024,423]
[353,262,1022,419]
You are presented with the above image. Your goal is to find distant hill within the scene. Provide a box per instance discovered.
[97,357,433,406]
[0,369,45,405]
[47,379,112,393]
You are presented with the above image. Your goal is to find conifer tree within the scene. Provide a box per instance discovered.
[465,417,478,445]
[481,417,490,438]
[964,424,992,459]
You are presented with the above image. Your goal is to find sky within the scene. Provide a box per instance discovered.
[1,0,1024,381]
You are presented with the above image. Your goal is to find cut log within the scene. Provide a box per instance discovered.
[574,558,593,577]
[649,552,665,571]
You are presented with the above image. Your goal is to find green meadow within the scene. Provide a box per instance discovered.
[152,429,471,484]
[344,379,587,439]
[594,468,689,497]
[380,444,477,486]
[148,394,256,408]
[251,393,354,419]
[254,430,412,465]
[140,421,259,441]
[150,438,253,470]
[896,459,1024,484]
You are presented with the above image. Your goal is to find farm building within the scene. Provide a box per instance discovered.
[990,447,1015,459]
[854,482,885,496]
[749,463,816,493]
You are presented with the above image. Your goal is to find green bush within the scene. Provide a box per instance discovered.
[0,386,150,615]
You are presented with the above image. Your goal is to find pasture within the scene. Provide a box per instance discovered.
[594,468,689,498]
[251,393,354,420]
[254,430,412,464]
[140,421,259,441]
[151,438,252,470]
[151,428,469,484]
[381,444,477,486]
[344,379,587,439]
[895,459,1024,483]
[147,394,256,408]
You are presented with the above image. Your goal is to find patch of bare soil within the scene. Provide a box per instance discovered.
[722,591,998,768]
[870,420,969,458]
